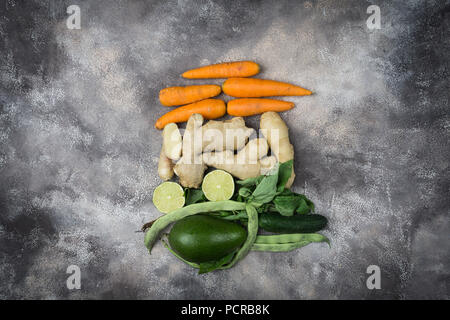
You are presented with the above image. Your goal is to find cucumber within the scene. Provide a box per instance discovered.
[259,213,328,234]
[168,215,247,263]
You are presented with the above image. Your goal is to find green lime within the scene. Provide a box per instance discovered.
[152,182,185,213]
[202,170,235,201]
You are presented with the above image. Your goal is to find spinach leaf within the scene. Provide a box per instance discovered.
[236,175,264,187]
[236,159,293,203]
[276,160,294,192]
[256,203,274,214]
[295,197,310,214]
[306,198,315,213]
[238,187,252,198]
[277,188,294,196]
[184,188,206,205]
[271,190,315,215]
[249,164,279,207]
[273,195,304,216]
[198,250,237,274]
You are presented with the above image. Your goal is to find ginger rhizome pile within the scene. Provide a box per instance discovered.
[158,112,295,188]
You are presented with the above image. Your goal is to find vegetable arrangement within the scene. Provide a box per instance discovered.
[144,61,328,274]
[144,160,329,274]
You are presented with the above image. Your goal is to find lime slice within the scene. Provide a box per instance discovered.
[152,182,185,213]
[202,170,235,201]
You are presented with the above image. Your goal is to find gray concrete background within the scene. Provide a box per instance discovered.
[0,0,449,299]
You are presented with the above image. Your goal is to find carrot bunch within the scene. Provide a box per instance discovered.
[154,61,312,128]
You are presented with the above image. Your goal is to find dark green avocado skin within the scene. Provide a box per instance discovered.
[168,215,247,263]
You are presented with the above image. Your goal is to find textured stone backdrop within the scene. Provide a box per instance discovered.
[0,0,449,299]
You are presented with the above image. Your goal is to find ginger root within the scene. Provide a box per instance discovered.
[163,123,182,161]
[202,117,254,152]
[174,114,207,188]
[158,113,293,187]
[157,123,181,181]
[203,138,277,180]
[260,112,295,187]
[157,149,174,181]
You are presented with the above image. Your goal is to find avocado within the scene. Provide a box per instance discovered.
[168,215,247,263]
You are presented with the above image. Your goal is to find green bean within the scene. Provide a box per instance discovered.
[209,210,234,217]
[254,233,330,245]
[144,200,246,253]
[220,204,258,269]
[216,210,248,221]
[251,233,330,252]
[251,241,311,252]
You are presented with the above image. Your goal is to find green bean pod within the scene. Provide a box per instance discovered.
[220,204,258,269]
[251,233,330,252]
[251,241,311,252]
[254,233,330,245]
[144,200,246,253]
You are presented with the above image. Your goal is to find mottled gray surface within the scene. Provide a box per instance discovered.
[0,0,449,299]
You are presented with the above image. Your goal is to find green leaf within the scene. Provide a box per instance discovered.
[278,188,294,196]
[250,164,279,207]
[277,160,294,192]
[306,198,315,212]
[236,176,264,187]
[295,198,310,214]
[238,187,252,198]
[256,203,273,213]
[273,195,304,216]
[198,250,237,274]
[184,188,206,205]
[270,191,315,215]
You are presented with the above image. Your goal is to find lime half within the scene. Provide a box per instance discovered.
[152,182,185,213]
[202,170,235,201]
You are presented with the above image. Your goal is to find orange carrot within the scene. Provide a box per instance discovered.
[182,61,260,79]
[222,78,312,97]
[159,84,221,107]
[155,99,226,129]
[227,98,294,116]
